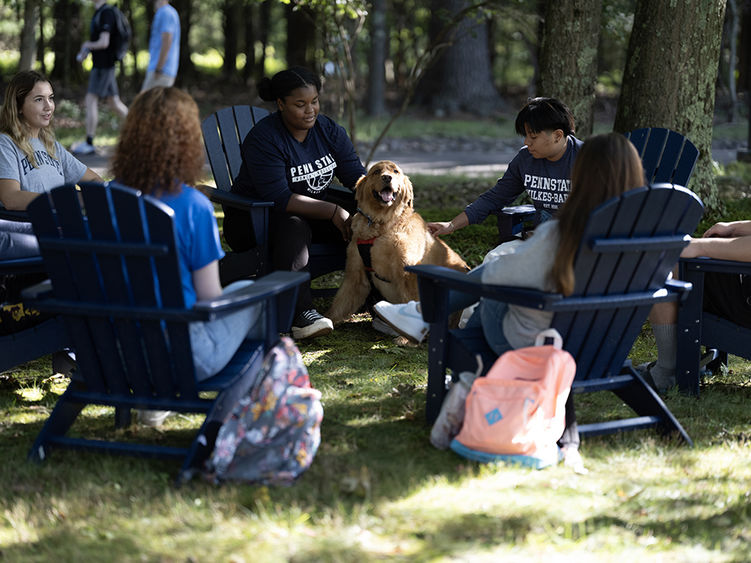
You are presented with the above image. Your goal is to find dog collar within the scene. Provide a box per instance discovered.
[356,207,375,226]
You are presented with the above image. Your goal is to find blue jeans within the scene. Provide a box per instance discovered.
[0,220,38,259]
[189,280,264,381]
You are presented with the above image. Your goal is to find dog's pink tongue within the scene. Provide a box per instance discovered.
[380,190,395,203]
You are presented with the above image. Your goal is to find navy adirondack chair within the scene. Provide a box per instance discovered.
[675,258,751,395]
[408,183,703,444]
[496,128,698,244]
[24,182,307,481]
[0,206,70,373]
[625,127,699,187]
[201,105,348,290]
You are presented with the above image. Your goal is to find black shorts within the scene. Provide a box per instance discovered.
[88,66,120,98]
[702,271,751,328]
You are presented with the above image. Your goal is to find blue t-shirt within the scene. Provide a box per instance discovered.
[465,135,583,225]
[147,3,180,76]
[232,112,366,209]
[158,184,224,308]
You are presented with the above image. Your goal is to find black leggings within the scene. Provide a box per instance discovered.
[223,188,356,316]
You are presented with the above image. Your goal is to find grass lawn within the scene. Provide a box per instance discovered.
[2,115,751,561]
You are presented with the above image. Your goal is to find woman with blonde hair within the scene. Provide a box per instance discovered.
[112,87,263,426]
[0,70,100,257]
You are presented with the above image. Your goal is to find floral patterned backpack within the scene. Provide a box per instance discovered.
[204,337,323,485]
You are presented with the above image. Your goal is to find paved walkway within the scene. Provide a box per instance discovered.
[75,140,746,180]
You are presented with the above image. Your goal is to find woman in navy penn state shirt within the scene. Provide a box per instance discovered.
[224,67,366,340]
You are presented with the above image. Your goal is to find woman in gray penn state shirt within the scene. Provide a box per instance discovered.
[429,97,582,237]
[0,71,101,258]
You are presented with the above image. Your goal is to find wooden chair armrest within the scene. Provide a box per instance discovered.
[679,256,751,276]
[0,207,30,222]
[195,184,274,212]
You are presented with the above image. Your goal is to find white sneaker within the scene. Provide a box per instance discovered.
[562,445,588,474]
[372,300,428,343]
[71,141,96,155]
[137,409,172,427]
[372,316,400,337]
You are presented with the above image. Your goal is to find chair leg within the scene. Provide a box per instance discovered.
[27,389,86,462]
[177,341,265,484]
[612,370,693,446]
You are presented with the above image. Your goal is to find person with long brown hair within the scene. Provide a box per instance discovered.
[0,70,101,258]
[378,133,645,472]
[112,86,263,426]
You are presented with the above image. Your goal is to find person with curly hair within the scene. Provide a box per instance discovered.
[0,70,101,258]
[111,86,263,426]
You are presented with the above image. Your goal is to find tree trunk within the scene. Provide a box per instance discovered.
[737,0,751,92]
[614,0,726,211]
[416,0,502,116]
[367,0,388,116]
[173,0,195,81]
[50,0,83,86]
[36,4,45,74]
[242,2,255,84]
[286,4,317,69]
[538,0,602,137]
[121,0,139,87]
[223,0,242,80]
[19,0,40,71]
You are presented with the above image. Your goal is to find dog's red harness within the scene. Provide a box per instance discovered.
[357,237,390,283]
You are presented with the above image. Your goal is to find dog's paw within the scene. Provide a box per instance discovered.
[393,335,420,347]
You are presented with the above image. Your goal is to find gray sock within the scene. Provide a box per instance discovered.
[651,323,677,389]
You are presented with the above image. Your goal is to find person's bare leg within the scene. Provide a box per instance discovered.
[84,92,99,139]
[106,95,128,119]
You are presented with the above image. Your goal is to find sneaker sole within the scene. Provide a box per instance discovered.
[371,309,425,344]
[371,316,400,337]
[292,318,333,340]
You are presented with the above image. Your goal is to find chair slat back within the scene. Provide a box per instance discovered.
[27,182,200,400]
[625,127,699,187]
[551,184,704,382]
[201,105,270,192]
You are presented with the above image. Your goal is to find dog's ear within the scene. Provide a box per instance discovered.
[353,173,367,202]
[404,172,414,209]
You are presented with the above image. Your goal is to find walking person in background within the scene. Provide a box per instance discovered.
[72,0,128,155]
[140,0,181,91]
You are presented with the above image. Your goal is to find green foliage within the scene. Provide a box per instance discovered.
[2,161,751,560]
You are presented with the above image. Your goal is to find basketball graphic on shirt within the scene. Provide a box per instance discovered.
[307,167,334,193]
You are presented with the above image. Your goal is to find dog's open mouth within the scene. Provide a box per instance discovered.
[373,187,396,205]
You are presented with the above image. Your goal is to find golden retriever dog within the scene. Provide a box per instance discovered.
[326,160,469,325]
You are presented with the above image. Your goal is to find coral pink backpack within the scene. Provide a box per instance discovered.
[451,329,576,469]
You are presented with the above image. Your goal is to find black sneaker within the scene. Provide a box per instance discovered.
[292,309,333,339]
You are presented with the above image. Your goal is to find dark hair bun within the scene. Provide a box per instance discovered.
[257,77,275,102]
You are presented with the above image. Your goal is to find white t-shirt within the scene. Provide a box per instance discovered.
[0,134,87,194]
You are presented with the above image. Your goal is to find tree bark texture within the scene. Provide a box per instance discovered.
[173,0,195,80]
[50,0,83,85]
[286,4,317,69]
[416,0,501,116]
[538,0,602,137]
[223,0,242,80]
[367,0,388,116]
[614,0,727,211]
[20,0,40,71]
